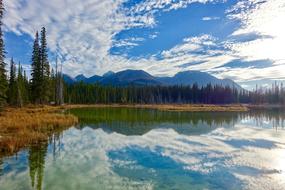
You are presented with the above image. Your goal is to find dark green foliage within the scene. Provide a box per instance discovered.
[8,58,17,105]
[23,70,30,104]
[64,82,285,105]
[0,0,7,107]
[16,63,29,107]
[40,27,50,103]
[30,27,51,104]
[8,60,29,107]
[30,32,42,103]
[64,83,240,104]
[6,26,53,107]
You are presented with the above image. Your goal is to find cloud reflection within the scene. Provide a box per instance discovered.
[1,112,285,189]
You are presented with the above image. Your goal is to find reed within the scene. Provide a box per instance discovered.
[0,106,78,157]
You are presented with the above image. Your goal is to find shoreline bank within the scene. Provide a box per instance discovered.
[65,104,249,112]
[0,106,78,157]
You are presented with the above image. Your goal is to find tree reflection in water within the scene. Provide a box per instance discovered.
[28,133,62,190]
[29,141,48,190]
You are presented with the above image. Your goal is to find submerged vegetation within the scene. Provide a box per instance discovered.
[0,106,78,157]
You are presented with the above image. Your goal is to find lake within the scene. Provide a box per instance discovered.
[1,107,285,190]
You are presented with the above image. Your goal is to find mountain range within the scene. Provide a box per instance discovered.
[63,70,242,90]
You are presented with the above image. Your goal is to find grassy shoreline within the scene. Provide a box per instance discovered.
[0,106,78,157]
[65,104,249,112]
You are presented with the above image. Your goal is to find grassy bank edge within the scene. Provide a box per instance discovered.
[65,104,249,112]
[0,106,78,157]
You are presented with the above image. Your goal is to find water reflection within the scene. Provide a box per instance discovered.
[71,108,241,135]
[0,133,64,190]
[29,142,48,190]
[0,108,285,190]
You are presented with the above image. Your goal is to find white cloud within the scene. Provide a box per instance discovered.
[3,0,157,76]
[159,35,237,74]
[214,64,285,83]
[202,16,220,21]
[3,0,224,77]
[3,0,285,87]
[131,0,222,13]
[226,0,285,63]
[114,37,145,48]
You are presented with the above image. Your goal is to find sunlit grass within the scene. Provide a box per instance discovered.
[0,106,78,156]
[66,104,249,112]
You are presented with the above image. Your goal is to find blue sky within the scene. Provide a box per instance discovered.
[3,0,285,89]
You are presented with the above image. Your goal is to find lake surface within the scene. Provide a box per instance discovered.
[1,108,285,190]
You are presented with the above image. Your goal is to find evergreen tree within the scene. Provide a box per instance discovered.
[16,63,24,107]
[8,58,17,105]
[15,63,29,107]
[31,32,41,103]
[40,27,50,104]
[8,58,17,106]
[0,0,7,107]
[23,70,30,103]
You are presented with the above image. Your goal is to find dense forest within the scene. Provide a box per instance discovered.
[0,0,284,107]
[64,82,285,105]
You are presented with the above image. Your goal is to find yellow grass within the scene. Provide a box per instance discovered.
[0,106,78,156]
[65,104,249,112]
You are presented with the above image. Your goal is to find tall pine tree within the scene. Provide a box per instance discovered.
[0,0,7,107]
[40,27,50,104]
[31,32,41,103]
[16,63,25,107]
[23,70,30,103]
[8,58,17,105]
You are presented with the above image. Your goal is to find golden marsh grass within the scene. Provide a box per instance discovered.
[65,104,249,112]
[0,106,78,156]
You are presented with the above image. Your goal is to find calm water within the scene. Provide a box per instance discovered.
[1,108,285,190]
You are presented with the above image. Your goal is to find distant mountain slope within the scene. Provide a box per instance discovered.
[100,70,161,86]
[103,71,115,77]
[63,74,76,84]
[85,75,102,84]
[64,70,242,90]
[75,74,87,82]
[157,71,242,89]
[158,71,219,86]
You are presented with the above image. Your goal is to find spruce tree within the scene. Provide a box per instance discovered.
[15,63,28,107]
[23,70,30,103]
[40,27,50,104]
[0,0,7,107]
[31,32,41,103]
[8,58,17,105]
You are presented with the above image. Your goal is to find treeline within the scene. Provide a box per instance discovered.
[250,83,285,105]
[64,83,285,105]
[3,27,63,107]
[0,0,63,107]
